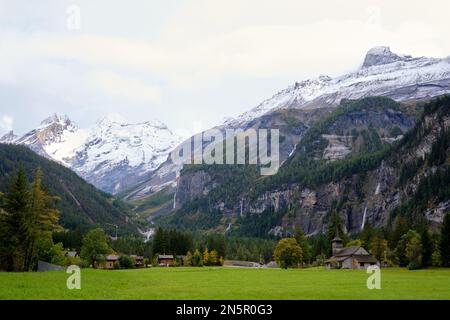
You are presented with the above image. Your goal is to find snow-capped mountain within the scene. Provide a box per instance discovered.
[3,114,182,194]
[225,46,450,127]
[9,114,83,159]
[71,115,182,193]
[126,46,450,201]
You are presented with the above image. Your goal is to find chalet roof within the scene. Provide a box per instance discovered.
[334,246,361,257]
[106,255,119,261]
[326,246,379,264]
[66,251,78,257]
[130,255,144,260]
[158,255,174,259]
[325,256,349,263]
[353,255,379,263]
[332,236,343,242]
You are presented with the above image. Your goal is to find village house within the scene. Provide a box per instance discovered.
[130,255,145,267]
[325,236,379,269]
[94,254,146,269]
[158,254,174,266]
[94,254,119,269]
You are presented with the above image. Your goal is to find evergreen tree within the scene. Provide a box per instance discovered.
[294,225,311,264]
[327,210,348,253]
[390,216,410,250]
[3,166,30,271]
[440,213,450,267]
[419,227,433,267]
[360,223,376,250]
[152,227,168,255]
[405,231,423,270]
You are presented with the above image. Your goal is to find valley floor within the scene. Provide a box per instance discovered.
[0,267,449,300]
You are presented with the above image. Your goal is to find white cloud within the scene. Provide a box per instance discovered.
[0,0,450,132]
[0,115,14,134]
[92,71,162,104]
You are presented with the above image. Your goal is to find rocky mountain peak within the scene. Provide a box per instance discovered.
[40,113,72,128]
[0,130,18,143]
[362,46,404,68]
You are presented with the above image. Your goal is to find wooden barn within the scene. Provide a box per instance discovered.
[158,255,174,266]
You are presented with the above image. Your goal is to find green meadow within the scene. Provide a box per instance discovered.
[1,267,449,300]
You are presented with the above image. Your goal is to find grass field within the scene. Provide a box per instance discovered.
[0,267,449,300]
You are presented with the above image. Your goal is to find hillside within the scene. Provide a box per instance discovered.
[157,95,449,236]
[123,47,450,203]
[0,144,135,234]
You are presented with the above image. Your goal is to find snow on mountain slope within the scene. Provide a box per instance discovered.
[128,47,450,201]
[0,131,18,143]
[71,115,182,193]
[225,47,450,127]
[3,114,182,194]
[10,114,82,159]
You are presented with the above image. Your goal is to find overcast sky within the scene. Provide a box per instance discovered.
[1,0,450,137]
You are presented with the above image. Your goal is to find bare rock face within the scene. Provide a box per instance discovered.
[170,95,449,237]
[362,46,403,68]
[175,170,212,207]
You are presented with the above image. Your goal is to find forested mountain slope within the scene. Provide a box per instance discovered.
[159,96,449,237]
[0,144,135,234]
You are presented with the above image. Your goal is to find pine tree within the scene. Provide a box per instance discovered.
[406,231,423,270]
[440,213,450,267]
[360,223,376,250]
[3,166,30,271]
[390,216,410,249]
[294,225,311,264]
[327,210,348,253]
[420,227,433,267]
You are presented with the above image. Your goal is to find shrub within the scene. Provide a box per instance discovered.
[119,255,135,269]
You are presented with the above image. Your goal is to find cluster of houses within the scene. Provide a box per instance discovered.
[64,234,379,270]
[93,254,187,269]
[95,255,145,269]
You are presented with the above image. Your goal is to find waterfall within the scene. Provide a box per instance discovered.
[173,190,177,209]
[361,206,367,231]
[375,183,381,195]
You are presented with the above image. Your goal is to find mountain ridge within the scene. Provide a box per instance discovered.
[1,114,182,194]
[123,47,450,203]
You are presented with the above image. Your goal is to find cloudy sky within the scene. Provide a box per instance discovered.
[1,0,449,137]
